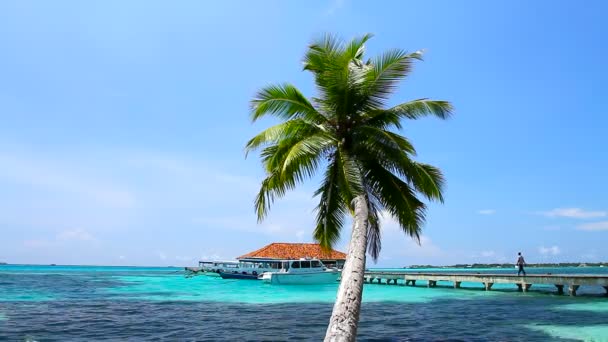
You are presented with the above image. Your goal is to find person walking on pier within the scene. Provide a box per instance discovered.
[516,252,526,276]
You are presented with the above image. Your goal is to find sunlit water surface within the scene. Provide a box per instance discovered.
[1,265,607,341]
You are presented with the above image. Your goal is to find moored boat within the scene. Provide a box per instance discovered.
[199,260,286,280]
[218,271,260,280]
[260,258,340,285]
[197,260,240,277]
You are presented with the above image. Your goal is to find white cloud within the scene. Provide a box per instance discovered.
[379,210,399,233]
[540,208,606,219]
[193,203,315,237]
[57,229,96,242]
[402,235,443,257]
[2,149,323,265]
[478,209,496,215]
[577,221,608,231]
[379,211,443,257]
[581,250,598,261]
[127,155,260,194]
[200,253,221,261]
[118,255,126,260]
[158,252,167,260]
[480,250,495,257]
[23,229,97,249]
[471,250,504,260]
[538,245,561,256]
[0,153,135,208]
[325,0,345,15]
[23,239,52,248]
[193,216,286,235]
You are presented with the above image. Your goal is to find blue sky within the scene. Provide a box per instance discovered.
[1,0,607,267]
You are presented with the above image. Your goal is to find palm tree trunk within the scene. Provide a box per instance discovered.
[324,195,369,342]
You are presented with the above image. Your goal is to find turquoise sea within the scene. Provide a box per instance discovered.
[1,265,608,341]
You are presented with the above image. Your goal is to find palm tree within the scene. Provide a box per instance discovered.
[246,34,452,341]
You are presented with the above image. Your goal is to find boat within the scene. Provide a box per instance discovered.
[198,260,283,279]
[198,260,240,277]
[218,270,260,280]
[216,260,285,280]
[260,258,341,285]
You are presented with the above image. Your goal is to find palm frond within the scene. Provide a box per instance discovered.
[244,119,322,157]
[254,131,333,221]
[260,133,313,172]
[303,35,374,122]
[254,173,280,222]
[352,125,417,156]
[344,33,374,62]
[255,150,326,222]
[406,162,445,203]
[313,154,348,250]
[365,193,382,261]
[334,149,364,210]
[303,33,344,73]
[363,49,424,109]
[251,83,327,123]
[353,127,444,202]
[282,132,335,173]
[383,98,453,121]
[362,160,427,239]
[361,100,452,130]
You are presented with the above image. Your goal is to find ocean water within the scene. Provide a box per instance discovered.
[1,265,607,341]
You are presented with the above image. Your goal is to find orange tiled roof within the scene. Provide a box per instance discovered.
[237,243,346,261]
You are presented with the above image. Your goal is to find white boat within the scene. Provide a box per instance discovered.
[260,258,340,285]
[198,259,285,279]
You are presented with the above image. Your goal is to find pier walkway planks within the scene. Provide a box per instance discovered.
[363,271,608,296]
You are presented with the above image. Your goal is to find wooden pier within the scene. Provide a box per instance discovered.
[363,271,608,296]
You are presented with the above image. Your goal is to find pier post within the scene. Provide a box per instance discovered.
[518,283,532,292]
[363,272,608,295]
[569,285,580,296]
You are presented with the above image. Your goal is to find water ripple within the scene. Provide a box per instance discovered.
[1,266,607,340]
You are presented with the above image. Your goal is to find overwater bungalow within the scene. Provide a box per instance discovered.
[237,242,346,270]
[191,243,346,280]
